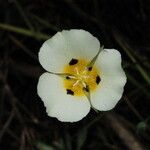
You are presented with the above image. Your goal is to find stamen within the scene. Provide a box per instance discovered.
[73,80,80,87]
[81,81,87,88]
[68,75,77,79]
[75,67,79,75]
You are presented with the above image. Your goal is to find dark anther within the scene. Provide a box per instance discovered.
[66,76,70,79]
[88,67,92,71]
[96,75,101,84]
[66,89,74,95]
[69,58,78,65]
[83,86,89,92]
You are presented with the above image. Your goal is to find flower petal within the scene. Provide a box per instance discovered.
[39,29,100,72]
[92,49,127,110]
[37,72,90,122]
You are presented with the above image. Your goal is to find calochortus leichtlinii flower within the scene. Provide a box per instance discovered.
[37,29,127,122]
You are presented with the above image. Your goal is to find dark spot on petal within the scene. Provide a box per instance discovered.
[66,89,74,95]
[96,75,101,84]
[88,67,92,71]
[66,76,70,79]
[69,58,78,65]
[83,85,89,92]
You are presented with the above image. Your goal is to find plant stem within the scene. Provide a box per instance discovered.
[0,23,49,40]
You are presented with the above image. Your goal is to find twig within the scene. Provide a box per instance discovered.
[63,0,104,26]
[7,129,20,142]
[9,35,38,61]
[19,129,26,150]
[62,0,107,33]
[30,13,59,31]
[4,83,39,124]
[124,96,144,121]
[105,112,145,150]
[13,0,34,32]
[126,73,150,98]
[11,61,43,78]
[0,110,15,141]
[83,112,104,130]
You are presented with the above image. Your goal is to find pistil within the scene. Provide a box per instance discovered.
[63,59,100,97]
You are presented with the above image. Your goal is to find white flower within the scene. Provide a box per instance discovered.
[37,29,127,122]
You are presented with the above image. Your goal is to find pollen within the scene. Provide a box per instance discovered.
[63,59,101,97]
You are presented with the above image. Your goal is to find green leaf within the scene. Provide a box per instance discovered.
[136,122,147,133]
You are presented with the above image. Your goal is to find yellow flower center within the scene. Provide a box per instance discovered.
[63,58,101,96]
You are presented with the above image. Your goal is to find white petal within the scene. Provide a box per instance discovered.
[39,29,100,72]
[37,72,90,122]
[92,49,127,110]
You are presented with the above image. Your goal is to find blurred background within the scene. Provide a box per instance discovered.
[0,0,150,149]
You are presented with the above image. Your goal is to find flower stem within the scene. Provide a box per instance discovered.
[0,23,49,40]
